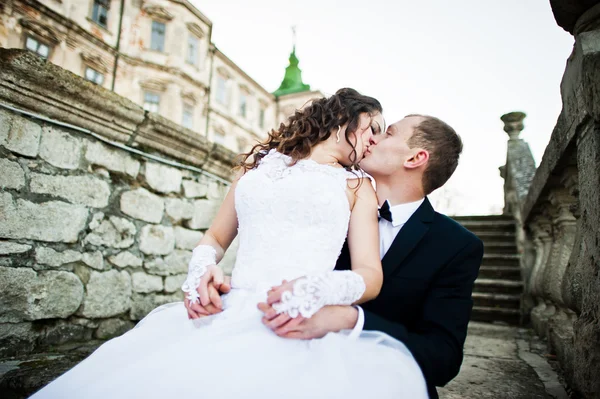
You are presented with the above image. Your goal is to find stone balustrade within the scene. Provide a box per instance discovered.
[499,1,600,396]
[0,50,238,357]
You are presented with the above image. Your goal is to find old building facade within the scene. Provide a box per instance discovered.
[0,0,322,153]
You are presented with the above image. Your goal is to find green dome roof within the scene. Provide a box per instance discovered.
[273,47,311,97]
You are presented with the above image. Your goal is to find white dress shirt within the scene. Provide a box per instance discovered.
[350,198,425,335]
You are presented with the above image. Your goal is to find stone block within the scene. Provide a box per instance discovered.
[82,251,105,270]
[85,141,140,178]
[0,241,31,255]
[0,266,84,323]
[144,162,183,194]
[35,247,82,267]
[143,250,189,276]
[0,192,89,243]
[3,115,41,157]
[0,108,11,144]
[30,173,111,208]
[131,271,164,293]
[120,188,164,223]
[39,126,83,169]
[108,251,143,268]
[164,274,186,293]
[174,226,203,250]
[165,198,194,222]
[182,179,208,198]
[0,158,25,190]
[185,199,221,230]
[208,180,227,199]
[79,269,132,318]
[129,292,182,320]
[40,322,89,346]
[95,318,135,339]
[84,215,136,248]
[139,225,175,255]
[0,322,36,357]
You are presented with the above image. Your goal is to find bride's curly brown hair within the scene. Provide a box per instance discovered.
[239,88,382,171]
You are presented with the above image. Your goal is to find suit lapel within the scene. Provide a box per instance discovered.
[382,198,435,278]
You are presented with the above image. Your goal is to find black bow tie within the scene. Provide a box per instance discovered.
[378,200,393,223]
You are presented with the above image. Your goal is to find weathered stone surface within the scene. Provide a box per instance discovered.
[0,158,25,190]
[0,108,11,143]
[82,251,105,270]
[85,141,140,178]
[35,247,82,267]
[139,225,175,255]
[164,273,186,293]
[185,199,220,230]
[3,116,41,157]
[78,270,132,318]
[108,251,143,268]
[84,215,136,248]
[0,193,89,243]
[0,266,84,323]
[144,162,183,194]
[39,323,89,347]
[30,173,111,208]
[0,241,31,255]
[131,272,163,293]
[120,188,164,223]
[95,318,134,339]
[129,293,182,320]
[143,250,189,276]
[208,180,227,199]
[0,322,36,357]
[174,226,202,250]
[165,198,194,222]
[39,126,83,170]
[182,179,208,198]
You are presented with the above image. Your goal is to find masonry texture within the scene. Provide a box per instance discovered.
[0,49,237,357]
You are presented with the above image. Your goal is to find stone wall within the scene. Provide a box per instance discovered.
[500,1,600,396]
[0,49,237,357]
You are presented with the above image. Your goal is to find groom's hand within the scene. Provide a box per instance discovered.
[257,303,358,339]
[185,276,231,319]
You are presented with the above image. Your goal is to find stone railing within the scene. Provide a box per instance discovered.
[0,49,238,357]
[499,1,600,396]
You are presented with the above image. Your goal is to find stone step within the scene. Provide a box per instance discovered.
[481,254,520,267]
[455,219,516,234]
[470,306,521,325]
[482,242,518,254]
[474,278,523,295]
[451,215,514,222]
[477,266,521,280]
[472,292,521,309]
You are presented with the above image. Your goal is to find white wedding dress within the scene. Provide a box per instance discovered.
[32,150,427,399]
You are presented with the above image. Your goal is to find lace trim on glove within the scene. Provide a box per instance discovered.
[181,245,217,304]
[272,271,366,318]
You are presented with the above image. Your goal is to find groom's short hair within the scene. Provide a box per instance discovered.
[406,114,463,195]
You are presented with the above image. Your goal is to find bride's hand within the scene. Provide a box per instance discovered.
[184,267,231,319]
[266,279,296,306]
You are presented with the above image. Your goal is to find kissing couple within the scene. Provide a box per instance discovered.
[33,88,483,399]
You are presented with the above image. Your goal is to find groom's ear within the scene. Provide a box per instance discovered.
[404,149,429,169]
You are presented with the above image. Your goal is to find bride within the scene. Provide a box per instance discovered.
[32,88,428,399]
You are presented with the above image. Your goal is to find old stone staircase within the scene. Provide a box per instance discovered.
[452,215,522,325]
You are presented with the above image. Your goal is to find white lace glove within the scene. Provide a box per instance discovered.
[181,245,217,304]
[272,271,366,318]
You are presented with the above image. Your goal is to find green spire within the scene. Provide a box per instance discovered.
[273,33,311,97]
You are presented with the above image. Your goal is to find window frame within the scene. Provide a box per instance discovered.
[91,0,110,28]
[150,20,166,52]
[143,91,161,113]
[84,66,105,86]
[24,35,51,59]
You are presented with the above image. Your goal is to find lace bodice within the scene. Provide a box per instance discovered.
[231,150,359,292]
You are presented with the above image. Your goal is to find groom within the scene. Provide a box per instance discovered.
[258,114,483,399]
[192,115,483,399]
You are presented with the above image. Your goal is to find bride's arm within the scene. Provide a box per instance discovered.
[268,178,383,318]
[345,178,383,303]
[181,171,242,305]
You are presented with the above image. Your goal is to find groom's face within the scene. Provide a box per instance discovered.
[360,116,424,177]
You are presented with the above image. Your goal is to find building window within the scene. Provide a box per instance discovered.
[92,0,109,28]
[187,35,199,66]
[151,21,166,52]
[239,92,247,118]
[25,36,50,59]
[143,92,160,113]
[213,130,226,146]
[85,67,104,85]
[259,106,266,129]
[182,104,194,129]
[216,76,228,105]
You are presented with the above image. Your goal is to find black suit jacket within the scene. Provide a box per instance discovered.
[335,198,483,399]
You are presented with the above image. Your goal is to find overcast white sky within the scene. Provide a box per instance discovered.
[192,0,574,215]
